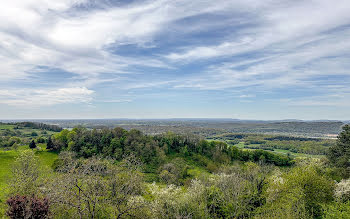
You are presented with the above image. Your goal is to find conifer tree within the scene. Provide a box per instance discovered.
[29,140,36,150]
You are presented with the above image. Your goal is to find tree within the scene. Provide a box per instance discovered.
[323,201,350,219]
[9,150,42,196]
[328,125,350,170]
[9,137,21,145]
[45,155,146,218]
[36,137,45,143]
[29,140,36,150]
[258,165,334,218]
[46,136,53,150]
[6,195,50,219]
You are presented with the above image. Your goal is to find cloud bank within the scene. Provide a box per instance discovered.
[0,0,349,118]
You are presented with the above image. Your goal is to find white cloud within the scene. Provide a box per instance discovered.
[0,0,350,113]
[282,94,350,107]
[0,0,281,82]
[0,0,169,83]
[163,1,350,99]
[239,94,255,98]
[169,16,350,91]
[0,90,17,97]
[102,99,132,103]
[0,87,94,107]
[166,0,350,61]
[166,39,254,61]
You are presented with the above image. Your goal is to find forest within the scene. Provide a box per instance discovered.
[0,123,350,218]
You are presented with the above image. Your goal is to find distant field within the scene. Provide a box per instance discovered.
[0,124,15,130]
[232,142,324,158]
[3,119,343,138]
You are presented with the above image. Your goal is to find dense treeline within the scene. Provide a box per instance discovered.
[49,127,294,169]
[13,122,62,132]
[0,122,62,132]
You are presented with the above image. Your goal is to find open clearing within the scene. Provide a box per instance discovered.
[0,145,58,214]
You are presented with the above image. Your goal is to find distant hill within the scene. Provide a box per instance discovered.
[1,119,343,138]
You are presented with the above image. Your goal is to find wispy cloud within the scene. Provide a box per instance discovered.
[0,87,94,107]
[0,0,350,118]
[101,99,132,103]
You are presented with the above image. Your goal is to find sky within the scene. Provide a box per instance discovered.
[0,0,350,120]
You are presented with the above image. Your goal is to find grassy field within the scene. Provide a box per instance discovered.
[0,125,14,130]
[0,124,57,137]
[232,142,324,158]
[0,123,60,216]
[207,139,323,158]
[0,145,58,215]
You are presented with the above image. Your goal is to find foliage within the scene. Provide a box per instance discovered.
[257,164,334,218]
[45,153,147,218]
[50,127,294,170]
[334,179,350,202]
[1,122,348,218]
[323,201,350,219]
[158,158,189,185]
[231,148,294,166]
[9,150,42,196]
[29,140,36,150]
[14,122,62,132]
[328,125,350,171]
[149,163,271,218]
[148,182,208,218]
[36,137,46,143]
[46,137,54,150]
[219,132,336,155]
[0,136,21,148]
[6,195,50,219]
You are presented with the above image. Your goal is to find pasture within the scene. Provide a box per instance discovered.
[0,145,58,215]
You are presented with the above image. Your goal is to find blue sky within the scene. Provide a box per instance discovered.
[0,0,350,120]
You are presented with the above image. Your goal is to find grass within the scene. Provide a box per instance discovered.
[0,125,14,130]
[0,124,60,214]
[0,124,57,138]
[187,166,210,178]
[232,142,324,158]
[271,148,324,158]
[0,145,58,215]
[0,150,17,196]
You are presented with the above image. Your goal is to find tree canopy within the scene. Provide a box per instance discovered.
[328,125,350,170]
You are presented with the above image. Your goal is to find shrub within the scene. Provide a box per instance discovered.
[29,140,36,150]
[36,137,45,144]
[335,179,350,202]
[6,195,50,219]
[6,195,29,219]
[323,201,350,219]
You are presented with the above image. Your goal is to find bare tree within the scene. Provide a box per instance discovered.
[45,153,147,219]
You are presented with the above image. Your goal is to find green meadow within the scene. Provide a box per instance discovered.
[232,141,324,158]
[0,145,58,215]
